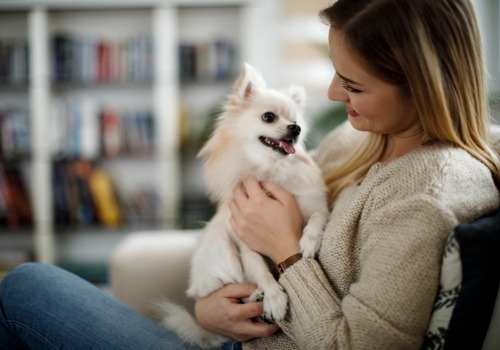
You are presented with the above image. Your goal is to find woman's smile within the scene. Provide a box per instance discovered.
[345,104,359,117]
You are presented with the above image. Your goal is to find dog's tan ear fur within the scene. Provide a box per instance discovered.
[199,64,266,161]
[285,85,306,111]
[234,63,267,101]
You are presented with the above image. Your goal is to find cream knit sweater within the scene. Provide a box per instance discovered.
[244,123,500,350]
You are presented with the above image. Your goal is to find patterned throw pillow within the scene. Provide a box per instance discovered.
[421,207,500,350]
[421,234,462,350]
[443,208,500,349]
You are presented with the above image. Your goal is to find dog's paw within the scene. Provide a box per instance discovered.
[300,234,321,258]
[242,286,287,323]
[244,288,265,303]
[261,284,288,322]
[300,228,321,258]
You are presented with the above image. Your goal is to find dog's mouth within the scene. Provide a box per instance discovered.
[259,136,296,155]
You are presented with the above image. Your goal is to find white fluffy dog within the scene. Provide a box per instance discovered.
[158,63,328,348]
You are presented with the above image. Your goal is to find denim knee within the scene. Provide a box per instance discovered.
[0,263,50,349]
[2,262,48,287]
[0,263,59,299]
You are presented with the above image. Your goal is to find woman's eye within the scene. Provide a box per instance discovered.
[262,112,276,123]
[342,82,361,93]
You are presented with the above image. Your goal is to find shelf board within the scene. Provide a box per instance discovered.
[0,84,29,92]
[51,81,152,91]
[0,231,34,250]
[0,0,262,11]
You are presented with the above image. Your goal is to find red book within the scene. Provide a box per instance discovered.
[97,40,111,82]
[100,108,122,157]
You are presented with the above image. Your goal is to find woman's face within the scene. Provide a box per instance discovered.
[327,28,421,137]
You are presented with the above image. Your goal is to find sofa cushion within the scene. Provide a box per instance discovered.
[443,207,500,349]
[421,207,500,349]
[109,231,200,321]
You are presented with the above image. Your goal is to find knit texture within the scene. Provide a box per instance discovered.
[243,123,499,350]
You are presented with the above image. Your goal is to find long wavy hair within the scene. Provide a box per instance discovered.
[320,0,500,203]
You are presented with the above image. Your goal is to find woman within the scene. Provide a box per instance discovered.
[1,0,499,349]
[197,0,500,348]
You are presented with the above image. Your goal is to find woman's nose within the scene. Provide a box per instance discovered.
[328,73,349,103]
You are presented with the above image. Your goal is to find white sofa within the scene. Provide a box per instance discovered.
[109,226,500,350]
[109,230,200,321]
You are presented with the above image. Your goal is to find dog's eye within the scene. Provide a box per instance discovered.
[262,112,276,123]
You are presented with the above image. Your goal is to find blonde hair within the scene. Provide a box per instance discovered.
[320,0,500,203]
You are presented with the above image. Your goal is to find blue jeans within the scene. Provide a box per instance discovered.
[0,263,241,350]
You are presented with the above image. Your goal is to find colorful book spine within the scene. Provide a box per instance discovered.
[50,100,153,159]
[51,33,153,85]
[0,164,32,229]
[52,160,161,229]
[0,109,31,159]
[88,169,121,228]
[0,39,29,86]
[178,38,237,82]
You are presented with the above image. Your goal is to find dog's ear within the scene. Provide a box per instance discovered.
[234,63,267,100]
[285,85,306,111]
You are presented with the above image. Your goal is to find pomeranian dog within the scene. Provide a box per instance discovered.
[158,63,328,348]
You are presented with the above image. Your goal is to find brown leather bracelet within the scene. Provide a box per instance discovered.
[276,253,302,275]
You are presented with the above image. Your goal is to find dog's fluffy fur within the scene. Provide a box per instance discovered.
[158,63,328,348]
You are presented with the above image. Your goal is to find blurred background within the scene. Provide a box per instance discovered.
[0,0,499,285]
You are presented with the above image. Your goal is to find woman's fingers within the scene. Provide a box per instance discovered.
[194,283,279,342]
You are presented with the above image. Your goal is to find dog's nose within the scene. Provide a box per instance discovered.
[288,124,301,136]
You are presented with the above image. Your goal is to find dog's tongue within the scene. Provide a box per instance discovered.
[280,140,296,154]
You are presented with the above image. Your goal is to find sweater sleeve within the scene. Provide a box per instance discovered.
[275,195,458,350]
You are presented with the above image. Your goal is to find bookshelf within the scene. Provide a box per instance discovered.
[0,0,279,277]
[0,10,33,276]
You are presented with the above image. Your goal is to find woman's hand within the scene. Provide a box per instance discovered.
[229,175,304,264]
[195,283,279,342]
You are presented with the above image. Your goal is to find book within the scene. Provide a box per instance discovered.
[88,168,121,228]
[52,162,73,227]
[100,107,122,158]
[0,39,29,86]
[0,109,30,159]
[0,164,32,228]
[70,160,96,226]
[51,33,153,85]
[52,33,73,83]
[179,39,237,82]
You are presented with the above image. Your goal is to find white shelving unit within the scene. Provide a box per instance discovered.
[0,0,279,269]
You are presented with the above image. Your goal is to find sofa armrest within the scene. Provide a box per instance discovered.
[109,230,200,321]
